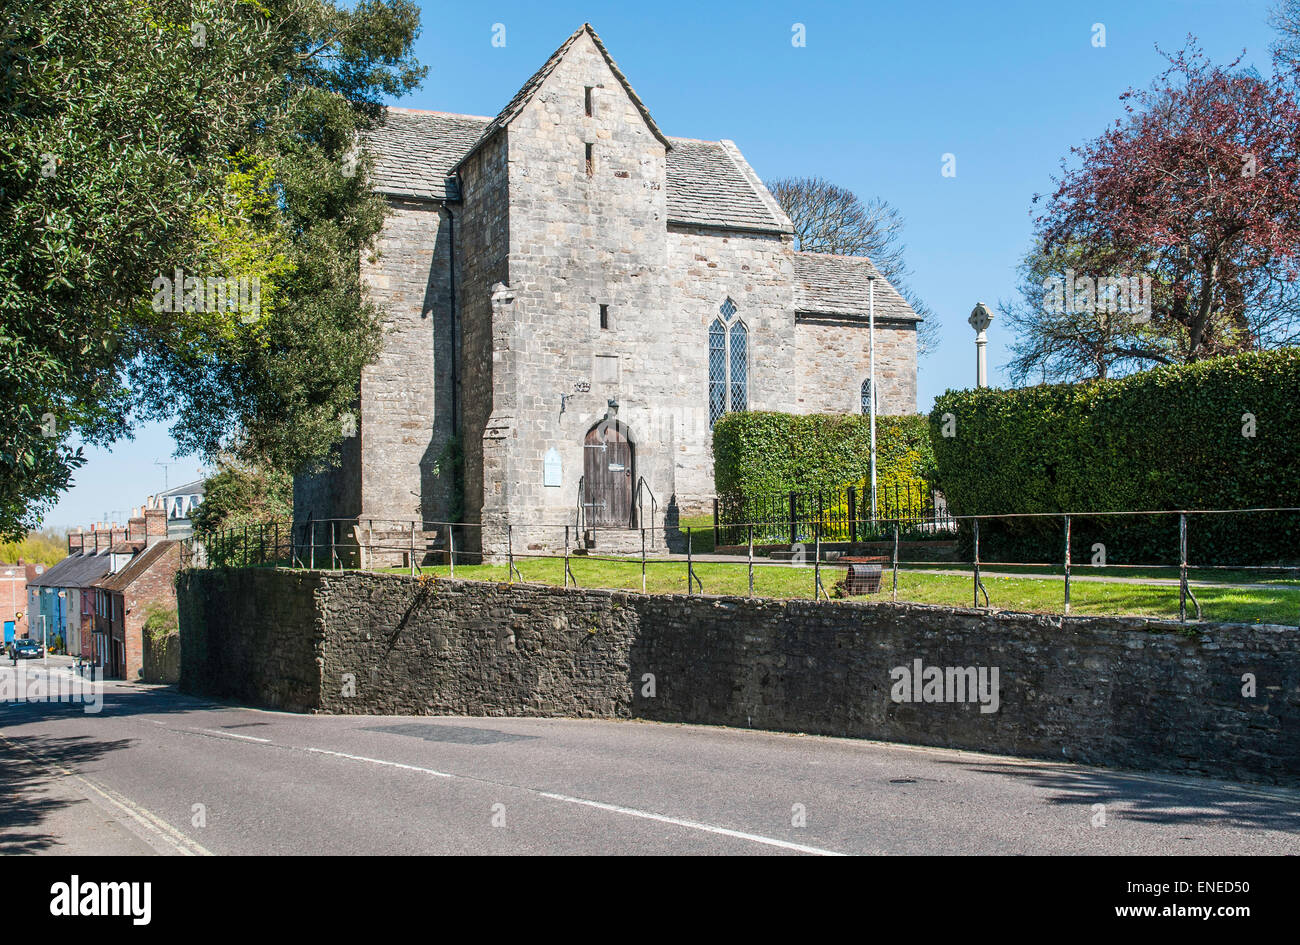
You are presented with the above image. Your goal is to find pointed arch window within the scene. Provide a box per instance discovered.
[709,298,748,428]
[709,320,726,427]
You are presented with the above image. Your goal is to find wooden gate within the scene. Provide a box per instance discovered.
[584,424,634,527]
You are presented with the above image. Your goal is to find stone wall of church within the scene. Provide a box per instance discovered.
[336,38,922,552]
[358,198,455,526]
[666,225,798,515]
[457,134,511,545]
[793,318,918,416]
[296,197,454,530]
[483,30,673,553]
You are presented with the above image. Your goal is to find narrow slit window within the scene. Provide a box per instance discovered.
[584,86,594,117]
[599,304,609,329]
[585,143,594,177]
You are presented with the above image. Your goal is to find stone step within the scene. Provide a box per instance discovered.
[576,529,671,558]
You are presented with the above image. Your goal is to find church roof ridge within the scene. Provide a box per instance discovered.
[383,106,494,121]
[448,23,672,175]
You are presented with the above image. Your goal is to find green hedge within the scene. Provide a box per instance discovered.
[929,348,1300,565]
[713,411,935,497]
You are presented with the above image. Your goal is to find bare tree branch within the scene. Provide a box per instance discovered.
[767,176,938,357]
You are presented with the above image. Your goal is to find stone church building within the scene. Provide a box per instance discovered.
[295,23,920,556]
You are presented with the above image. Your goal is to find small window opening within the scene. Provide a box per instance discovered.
[584,86,594,117]
[585,143,594,177]
[599,304,609,329]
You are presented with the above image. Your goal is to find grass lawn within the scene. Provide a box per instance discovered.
[675,515,716,553]
[903,561,1300,586]
[376,557,1300,626]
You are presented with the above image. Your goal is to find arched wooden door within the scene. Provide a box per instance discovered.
[584,423,634,527]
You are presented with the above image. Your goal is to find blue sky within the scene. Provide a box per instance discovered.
[46,0,1282,530]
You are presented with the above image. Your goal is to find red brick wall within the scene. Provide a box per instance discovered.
[80,610,95,660]
[120,544,181,681]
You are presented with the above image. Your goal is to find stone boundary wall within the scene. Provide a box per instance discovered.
[178,569,325,711]
[142,630,181,684]
[176,569,1300,785]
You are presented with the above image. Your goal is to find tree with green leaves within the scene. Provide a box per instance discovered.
[0,0,426,539]
[1012,42,1300,382]
[190,460,293,534]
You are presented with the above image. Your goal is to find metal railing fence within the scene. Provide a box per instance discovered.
[179,507,1300,625]
[715,480,954,547]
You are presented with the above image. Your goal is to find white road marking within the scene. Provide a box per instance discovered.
[74,777,213,857]
[0,730,211,856]
[299,744,846,855]
[537,791,847,856]
[196,728,270,743]
[303,746,452,777]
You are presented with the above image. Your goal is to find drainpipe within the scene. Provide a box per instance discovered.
[442,201,459,434]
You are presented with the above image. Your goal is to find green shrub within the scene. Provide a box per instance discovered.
[929,348,1300,564]
[142,603,179,644]
[713,411,935,497]
[711,412,939,542]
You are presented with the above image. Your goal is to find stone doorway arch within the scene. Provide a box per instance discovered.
[583,405,635,528]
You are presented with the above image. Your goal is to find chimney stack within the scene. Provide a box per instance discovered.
[93,524,110,553]
[110,523,127,548]
[67,527,84,555]
[127,508,146,544]
[144,497,167,547]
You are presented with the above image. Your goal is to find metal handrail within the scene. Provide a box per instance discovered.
[576,474,585,533]
[634,476,657,548]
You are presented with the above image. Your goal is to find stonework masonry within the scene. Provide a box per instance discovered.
[795,317,917,416]
[178,568,1300,786]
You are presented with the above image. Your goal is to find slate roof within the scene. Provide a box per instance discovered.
[29,550,113,590]
[94,541,177,594]
[26,553,80,587]
[365,112,791,233]
[665,139,792,234]
[364,109,490,201]
[159,479,206,498]
[363,24,790,233]
[793,253,923,323]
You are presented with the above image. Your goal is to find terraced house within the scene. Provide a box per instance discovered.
[295,23,920,556]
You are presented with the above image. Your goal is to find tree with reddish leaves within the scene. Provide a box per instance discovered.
[1028,41,1300,376]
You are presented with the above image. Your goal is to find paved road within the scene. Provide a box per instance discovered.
[1,659,1296,856]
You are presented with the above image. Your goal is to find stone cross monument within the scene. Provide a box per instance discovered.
[969,302,993,388]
